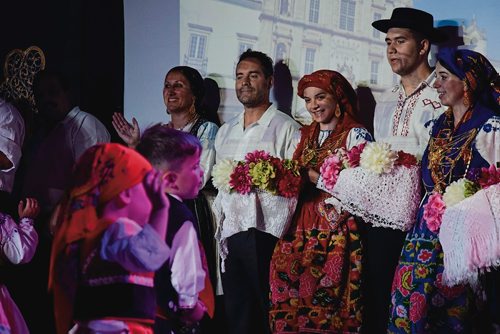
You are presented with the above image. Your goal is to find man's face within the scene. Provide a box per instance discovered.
[235,58,272,107]
[385,28,426,77]
[34,76,72,124]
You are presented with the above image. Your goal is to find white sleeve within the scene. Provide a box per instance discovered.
[170,221,205,309]
[197,122,219,187]
[1,215,38,265]
[475,116,500,166]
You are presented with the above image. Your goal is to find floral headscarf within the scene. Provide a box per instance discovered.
[436,48,500,113]
[297,69,358,118]
[49,143,152,333]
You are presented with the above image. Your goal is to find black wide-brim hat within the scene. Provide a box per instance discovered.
[372,7,448,43]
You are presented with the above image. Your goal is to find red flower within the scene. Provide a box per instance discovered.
[229,163,252,194]
[409,292,426,323]
[277,169,301,198]
[345,142,366,168]
[396,151,418,168]
[478,165,500,188]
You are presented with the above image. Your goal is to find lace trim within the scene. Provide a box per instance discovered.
[213,190,298,272]
[329,165,421,231]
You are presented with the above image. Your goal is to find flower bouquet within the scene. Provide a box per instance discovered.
[211,150,301,269]
[321,142,421,231]
[425,165,500,286]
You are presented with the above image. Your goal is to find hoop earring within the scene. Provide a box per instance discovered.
[334,104,341,118]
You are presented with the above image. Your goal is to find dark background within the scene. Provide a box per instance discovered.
[1,0,124,141]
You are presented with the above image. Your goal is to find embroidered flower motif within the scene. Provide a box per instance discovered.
[409,292,426,323]
[359,142,398,174]
[395,265,413,297]
[417,249,433,263]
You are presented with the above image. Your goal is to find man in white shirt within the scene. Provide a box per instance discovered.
[363,8,447,334]
[0,97,24,214]
[215,50,300,334]
[23,69,110,216]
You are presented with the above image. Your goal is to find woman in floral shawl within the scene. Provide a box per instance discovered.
[388,49,500,333]
[269,70,372,333]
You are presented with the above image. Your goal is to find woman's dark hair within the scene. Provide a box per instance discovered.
[167,66,205,114]
[238,49,274,78]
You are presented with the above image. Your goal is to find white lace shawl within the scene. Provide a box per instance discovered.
[326,164,421,231]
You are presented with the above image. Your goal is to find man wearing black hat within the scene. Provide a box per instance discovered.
[362,7,447,334]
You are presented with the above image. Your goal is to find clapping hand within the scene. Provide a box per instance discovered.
[112,112,141,148]
[18,198,40,219]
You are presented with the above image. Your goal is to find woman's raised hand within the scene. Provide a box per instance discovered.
[112,112,141,148]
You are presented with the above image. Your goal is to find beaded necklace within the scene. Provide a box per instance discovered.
[426,108,476,193]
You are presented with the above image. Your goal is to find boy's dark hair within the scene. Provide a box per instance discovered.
[237,49,274,78]
[136,124,202,171]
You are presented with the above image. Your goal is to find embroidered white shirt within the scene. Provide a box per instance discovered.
[374,71,444,158]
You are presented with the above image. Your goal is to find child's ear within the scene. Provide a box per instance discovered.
[163,171,177,188]
[116,188,132,205]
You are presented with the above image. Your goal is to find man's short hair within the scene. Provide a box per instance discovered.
[136,124,201,172]
[237,49,274,78]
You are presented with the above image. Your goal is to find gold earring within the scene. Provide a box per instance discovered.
[463,91,470,108]
[334,105,341,118]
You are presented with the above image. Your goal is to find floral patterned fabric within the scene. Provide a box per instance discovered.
[388,105,497,333]
[269,121,366,333]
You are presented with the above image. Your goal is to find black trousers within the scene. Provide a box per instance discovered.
[222,228,278,334]
[360,224,406,334]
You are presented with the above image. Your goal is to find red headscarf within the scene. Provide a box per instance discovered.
[49,143,152,334]
[297,69,359,119]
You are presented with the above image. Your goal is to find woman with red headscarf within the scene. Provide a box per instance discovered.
[269,70,372,333]
[49,143,171,334]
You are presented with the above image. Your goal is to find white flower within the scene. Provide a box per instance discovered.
[443,179,467,207]
[359,142,398,174]
[212,159,237,192]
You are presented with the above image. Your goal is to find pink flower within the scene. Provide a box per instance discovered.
[229,163,253,194]
[320,155,343,191]
[275,320,286,332]
[244,150,270,163]
[423,192,446,233]
[345,142,366,168]
[409,292,426,323]
[394,265,413,297]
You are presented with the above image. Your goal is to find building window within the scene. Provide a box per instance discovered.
[275,43,287,62]
[370,61,379,85]
[280,0,289,15]
[304,48,315,74]
[339,0,355,32]
[309,0,320,23]
[239,42,253,56]
[373,13,381,38]
[188,33,207,59]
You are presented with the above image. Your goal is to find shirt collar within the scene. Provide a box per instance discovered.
[231,104,276,129]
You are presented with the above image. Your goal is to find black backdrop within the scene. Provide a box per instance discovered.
[0,0,124,141]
